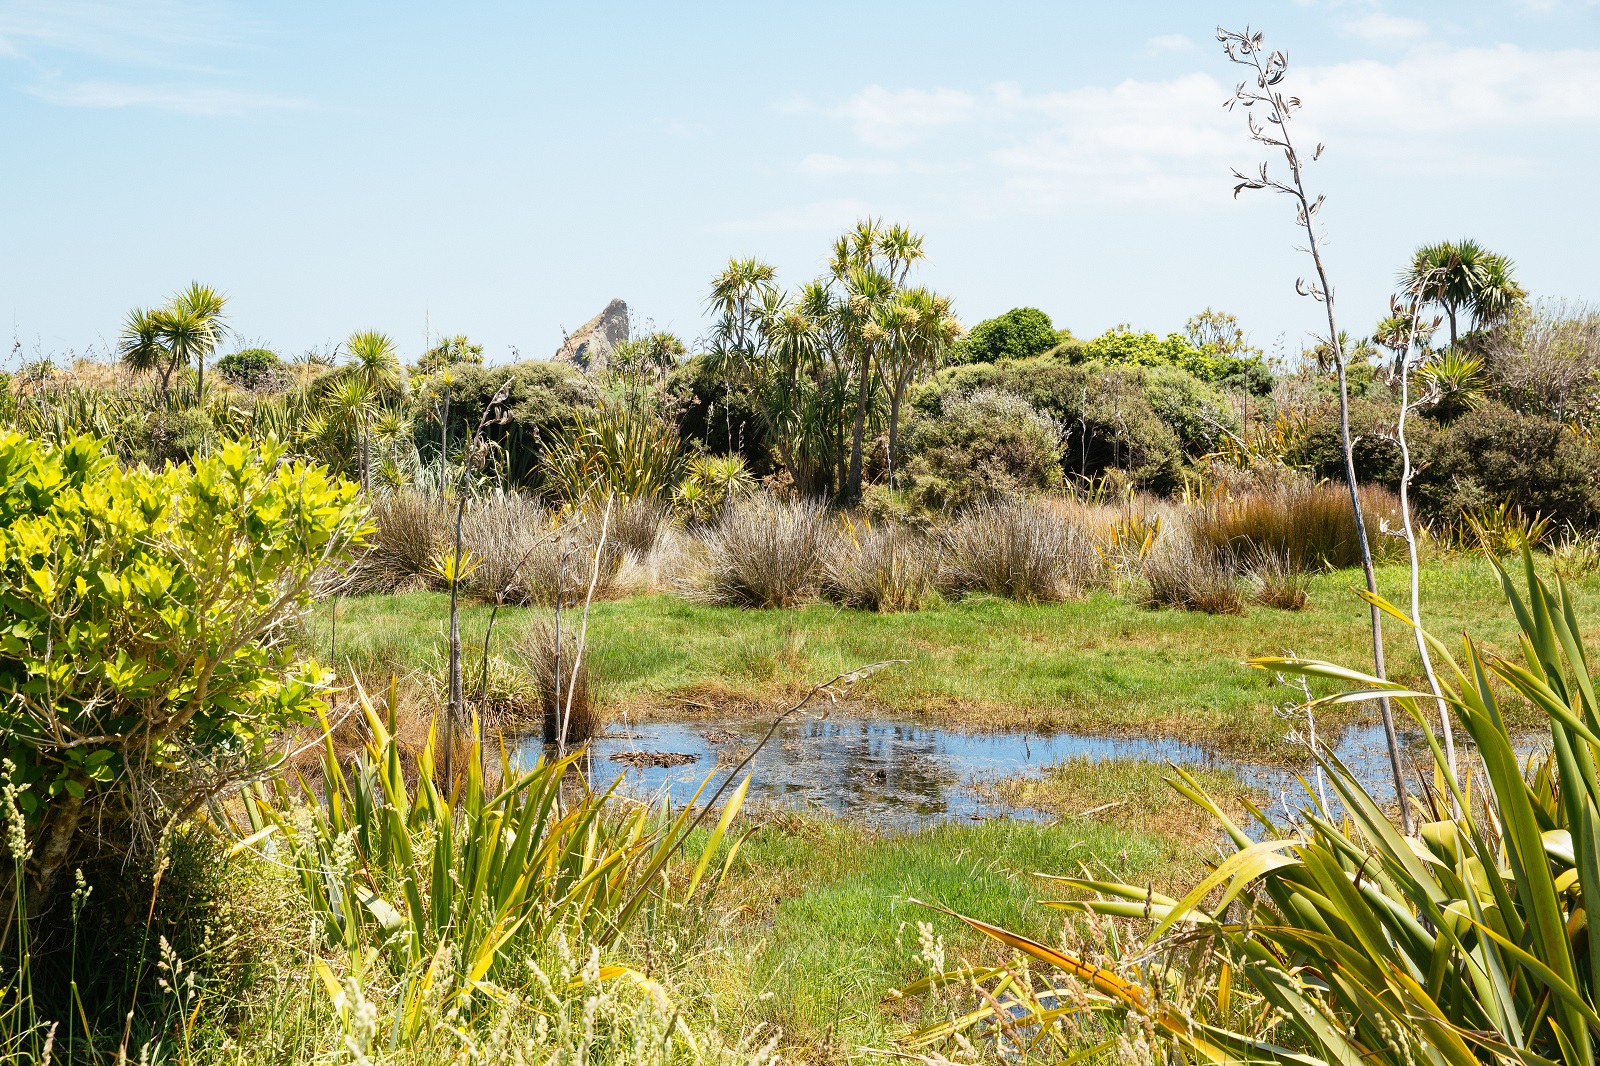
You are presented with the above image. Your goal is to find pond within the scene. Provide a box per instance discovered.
[514,710,1528,829]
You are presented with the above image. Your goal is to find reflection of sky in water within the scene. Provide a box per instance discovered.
[513,715,1544,830]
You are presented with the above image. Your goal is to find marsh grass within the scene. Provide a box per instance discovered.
[981,756,1252,862]
[1140,530,1243,614]
[937,499,1105,603]
[684,496,834,608]
[515,618,597,743]
[821,521,941,612]
[1244,545,1313,610]
[1190,479,1404,570]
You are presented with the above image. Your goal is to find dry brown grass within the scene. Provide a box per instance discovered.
[1190,479,1403,571]
[821,521,941,612]
[515,619,599,744]
[937,498,1106,603]
[682,494,835,608]
[1245,545,1312,610]
[1140,528,1243,614]
[352,492,450,593]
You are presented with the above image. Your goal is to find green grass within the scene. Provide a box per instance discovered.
[306,556,1597,757]
[660,802,1196,1059]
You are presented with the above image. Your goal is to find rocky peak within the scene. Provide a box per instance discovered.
[552,298,629,373]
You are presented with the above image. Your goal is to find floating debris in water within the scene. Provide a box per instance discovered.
[608,750,699,769]
[701,729,740,744]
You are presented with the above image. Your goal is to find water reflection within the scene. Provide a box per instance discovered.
[513,713,1530,829]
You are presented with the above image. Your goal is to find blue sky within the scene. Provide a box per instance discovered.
[2,1,1597,366]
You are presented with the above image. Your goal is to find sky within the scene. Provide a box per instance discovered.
[2,0,1598,367]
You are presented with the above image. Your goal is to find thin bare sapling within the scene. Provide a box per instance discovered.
[1218,25,1412,832]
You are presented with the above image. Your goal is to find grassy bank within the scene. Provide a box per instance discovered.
[305,556,1593,756]
[642,777,1228,1059]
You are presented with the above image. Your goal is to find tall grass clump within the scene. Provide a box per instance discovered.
[515,619,597,744]
[1140,527,1243,614]
[1244,545,1310,610]
[238,688,768,1063]
[684,494,834,608]
[937,499,1103,603]
[609,493,672,557]
[353,491,450,592]
[459,491,551,599]
[1189,479,1402,571]
[822,520,940,612]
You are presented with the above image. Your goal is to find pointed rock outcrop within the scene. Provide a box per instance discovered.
[552,298,629,372]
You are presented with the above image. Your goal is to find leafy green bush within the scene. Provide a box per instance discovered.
[667,353,775,476]
[0,433,366,912]
[108,405,217,466]
[1283,397,1412,487]
[902,388,1063,510]
[1073,328,1273,393]
[953,307,1064,364]
[1415,400,1600,526]
[419,361,598,486]
[214,348,284,391]
[916,360,1236,493]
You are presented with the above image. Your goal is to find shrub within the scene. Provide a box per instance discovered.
[214,347,284,391]
[1140,531,1243,614]
[917,359,1235,492]
[953,307,1063,364]
[685,495,833,608]
[0,433,365,912]
[1415,400,1600,527]
[1283,397,1412,487]
[937,499,1104,602]
[1189,479,1403,570]
[822,521,940,612]
[1075,327,1272,392]
[420,361,599,487]
[902,388,1063,511]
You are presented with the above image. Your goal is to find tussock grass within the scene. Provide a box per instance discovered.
[1246,545,1312,610]
[352,492,449,592]
[1140,529,1244,614]
[514,618,598,743]
[937,499,1105,603]
[821,521,941,612]
[1190,479,1403,571]
[683,495,834,608]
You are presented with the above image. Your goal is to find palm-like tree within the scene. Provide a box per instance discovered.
[1471,252,1527,330]
[322,376,376,484]
[1403,240,1524,348]
[118,307,176,404]
[156,282,228,405]
[879,288,961,487]
[344,330,405,490]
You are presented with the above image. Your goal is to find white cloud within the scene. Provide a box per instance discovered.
[0,0,247,68]
[1344,14,1428,43]
[1299,45,1600,130]
[792,42,1600,210]
[834,86,976,149]
[1147,34,1195,52]
[29,79,307,114]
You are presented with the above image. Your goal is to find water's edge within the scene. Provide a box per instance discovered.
[514,714,1537,830]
